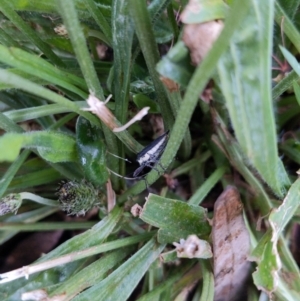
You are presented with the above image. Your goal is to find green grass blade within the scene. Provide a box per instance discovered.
[272,70,299,100]
[199,260,214,301]
[4,102,84,123]
[188,166,226,206]
[112,0,134,124]
[275,1,300,53]
[0,150,30,198]
[217,0,285,195]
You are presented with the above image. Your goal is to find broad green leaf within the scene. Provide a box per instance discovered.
[76,116,109,186]
[0,131,77,163]
[73,238,164,301]
[140,194,211,244]
[215,121,274,215]
[217,0,286,195]
[269,178,300,250]
[252,179,300,295]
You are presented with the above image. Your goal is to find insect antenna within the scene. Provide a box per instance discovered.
[106,151,132,163]
[107,168,150,190]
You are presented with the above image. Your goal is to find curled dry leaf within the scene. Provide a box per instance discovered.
[173,235,212,259]
[54,24,68,38]
[131,204,143,217]
[84,93,150,133]
[22,289,48,301]
[84,94,117,130]
[212,186,250,301]
[22,289,66,301]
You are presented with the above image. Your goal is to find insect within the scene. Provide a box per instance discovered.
[108,131,169,184]
[133,130,169,179]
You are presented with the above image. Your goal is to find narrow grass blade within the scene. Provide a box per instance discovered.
[0,150,30,198]
[83,0,112,46]
[188,166,226,206]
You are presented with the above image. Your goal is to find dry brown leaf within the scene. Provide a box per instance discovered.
[212,186,250,301]
[182,20,223,66]
[160,76,179,92]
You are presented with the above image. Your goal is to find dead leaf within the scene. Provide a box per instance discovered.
[160,76,179,92]
[182,20,223,66]
[212,186,250,301]
[131,204,142,217]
